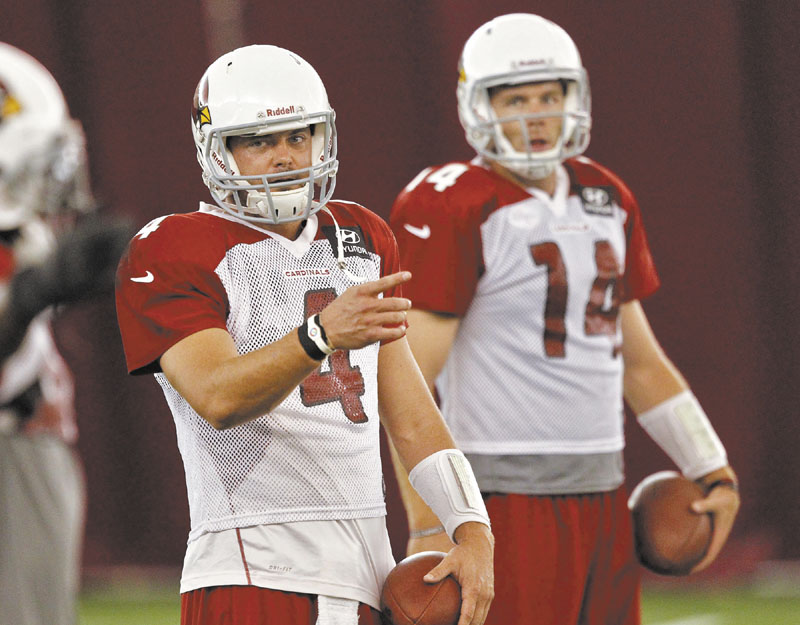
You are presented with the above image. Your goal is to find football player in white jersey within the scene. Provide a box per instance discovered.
[115,45,494,625]
[0,43,130,625]
[388,14,740,625]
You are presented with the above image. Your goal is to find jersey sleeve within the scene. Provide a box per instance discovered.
[115,215,230,375]
[618,185,660,301]
[372,214,402,293]
[567,157,661,302]
[389,166,485,316]
[374,215,408,345]
[344,203,407,344]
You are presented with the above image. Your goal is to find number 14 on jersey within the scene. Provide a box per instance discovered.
[531,239,620,358]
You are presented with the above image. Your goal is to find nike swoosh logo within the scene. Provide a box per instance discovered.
[403,223,431,239]
[130,271,154,283]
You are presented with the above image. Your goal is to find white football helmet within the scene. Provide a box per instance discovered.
[192,45,338,225]
[457,14,591,180]
[0,43,93,231]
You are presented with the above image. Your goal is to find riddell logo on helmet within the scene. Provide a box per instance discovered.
[265,106,296,117]
[211,151,229,173]
[511,58,552,69]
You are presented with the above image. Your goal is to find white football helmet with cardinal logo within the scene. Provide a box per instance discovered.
[0,43,92,232]
[457,13,592,180]
[192,45,338,225]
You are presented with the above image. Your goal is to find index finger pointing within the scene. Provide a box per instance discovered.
[362,271,412,295]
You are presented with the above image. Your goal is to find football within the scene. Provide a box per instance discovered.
[380,551,461,625]
[628,470,713,575]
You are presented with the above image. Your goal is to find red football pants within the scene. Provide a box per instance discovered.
[484,487,640,625]
[181,585,383,625]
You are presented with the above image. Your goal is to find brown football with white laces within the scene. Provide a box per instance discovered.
[628,470,713,575]
[380,551,461,625]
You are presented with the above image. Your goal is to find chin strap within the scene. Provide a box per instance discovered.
[247,183,311,224]
[321,206,366,283]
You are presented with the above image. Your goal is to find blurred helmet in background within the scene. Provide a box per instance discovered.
[457,13,592,180]
[0,43,93,233]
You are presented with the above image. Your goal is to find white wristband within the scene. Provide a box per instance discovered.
[408,449,490,542]
[637,390,728,480]
[307,314,335,356]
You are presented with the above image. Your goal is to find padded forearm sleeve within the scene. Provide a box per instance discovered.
[637,390,728,480]
[408,449,490,541]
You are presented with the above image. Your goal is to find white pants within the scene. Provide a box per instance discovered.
[0,434,85,625]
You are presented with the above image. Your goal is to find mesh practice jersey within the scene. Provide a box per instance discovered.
[116,202,402,542]
[390,157,660,458]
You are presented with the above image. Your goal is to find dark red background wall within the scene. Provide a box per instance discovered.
[3,0,798,572]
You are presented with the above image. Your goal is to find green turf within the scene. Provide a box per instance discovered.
[78,587,800,624]
[79,592,179,625]
[642,588,800,624]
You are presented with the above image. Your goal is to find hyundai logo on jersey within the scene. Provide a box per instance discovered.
[338,229,361,244]
[578,186,615,217]
[321,225,371,260]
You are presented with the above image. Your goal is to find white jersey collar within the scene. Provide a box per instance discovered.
[472,158,570,218]
[198,202,318,259]
[525,164,569,218]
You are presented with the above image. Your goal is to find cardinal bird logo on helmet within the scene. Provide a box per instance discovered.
[192,74,211,128]
[0,80,22,124]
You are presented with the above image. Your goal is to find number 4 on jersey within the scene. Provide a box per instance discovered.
[135,215,170,239]
[299,289,368,423]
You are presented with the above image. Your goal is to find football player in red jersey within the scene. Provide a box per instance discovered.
[0,43,130,625]
[388,14,740,625]
[115,45,493,625]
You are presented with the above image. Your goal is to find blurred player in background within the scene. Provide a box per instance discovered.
[0,43,131,625]
[388,14,740,625]
[115,45,493,625]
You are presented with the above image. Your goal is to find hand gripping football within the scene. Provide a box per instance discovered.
[380,551,461,625]
[628,470,713,575]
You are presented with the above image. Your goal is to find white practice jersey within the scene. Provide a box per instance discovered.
[180,517,395,609]
[391,158,660,459]
[116,203,404,542]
